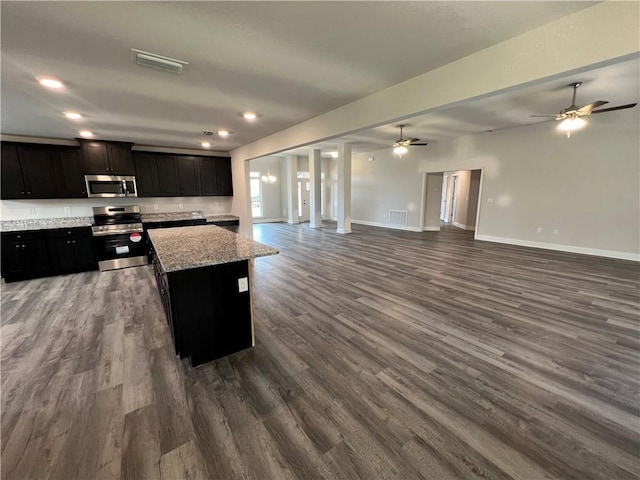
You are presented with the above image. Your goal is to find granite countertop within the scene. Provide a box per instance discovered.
[148,224,278,273]
[140,211,206,223]
[205,214,239,223]
[0,216,94,232]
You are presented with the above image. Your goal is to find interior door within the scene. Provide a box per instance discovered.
[298,179,310,222]
[440,175,448,222]
[449,175,458,223]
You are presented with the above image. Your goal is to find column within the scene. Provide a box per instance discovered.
[286,155,299,224]
[336,143,352,234]
[309,149,322,228]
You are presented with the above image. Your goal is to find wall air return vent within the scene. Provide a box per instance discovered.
[131,48,188,74]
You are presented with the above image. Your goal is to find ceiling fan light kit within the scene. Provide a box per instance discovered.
[531,81,637,138]
[392,124,428,157]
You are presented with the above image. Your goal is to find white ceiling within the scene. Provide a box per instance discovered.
[2,1,637,158]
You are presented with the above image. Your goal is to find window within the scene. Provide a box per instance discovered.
[249,172,263,218]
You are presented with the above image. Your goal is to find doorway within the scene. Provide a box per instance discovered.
[441,174,458,224]
[298,178,310,222]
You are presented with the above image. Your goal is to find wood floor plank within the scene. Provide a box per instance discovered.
[2,222,638,479]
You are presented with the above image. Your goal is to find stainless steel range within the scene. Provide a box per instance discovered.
[91,205,148,271]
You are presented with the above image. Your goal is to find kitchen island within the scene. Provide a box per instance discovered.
[148,224,278,366]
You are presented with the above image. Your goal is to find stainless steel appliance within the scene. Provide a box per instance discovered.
[91,205,148,271]
[85,175,137,198]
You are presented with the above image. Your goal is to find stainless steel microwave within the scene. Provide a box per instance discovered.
[85,175,137,198]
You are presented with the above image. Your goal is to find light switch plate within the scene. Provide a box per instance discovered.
[238,277,249,293]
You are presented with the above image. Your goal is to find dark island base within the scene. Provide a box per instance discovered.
[153,254,253,367]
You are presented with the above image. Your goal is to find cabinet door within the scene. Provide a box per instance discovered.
[199,157,218,195]
[1,144,26,199]
[176,156,201,196]
[0,231,51,281]
[214,157,233,196]
[106,143,134,175]
[72,229,98,271]
[17,145,59,198]
[79,141,111,174]
[55,147,87,198]
[46,228,97,274]
[47,234,77,273]
[156,155,180,196]
[133,152,160,196]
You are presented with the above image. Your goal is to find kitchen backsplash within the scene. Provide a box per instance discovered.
[0,197,233,220]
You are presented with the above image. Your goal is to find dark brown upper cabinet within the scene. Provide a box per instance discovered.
[1,143,59,199]
[214,157,233,196]
[199,156,233,196]
[176,156,201,196]
[54,147,86,198]
[78,140,134,175]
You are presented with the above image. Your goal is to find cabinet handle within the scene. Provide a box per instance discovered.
[22,244,26,248]
[27,192,31,195]
[21,191,25,195]
[72,240,76,244]
[67,240,71,244]
[15,245,20,248]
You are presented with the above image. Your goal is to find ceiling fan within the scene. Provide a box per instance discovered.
[393,124,428,156]
[531,81,637,137]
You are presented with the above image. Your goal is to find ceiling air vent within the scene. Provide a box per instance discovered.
[131,48,188,74]
[202,131,214,136]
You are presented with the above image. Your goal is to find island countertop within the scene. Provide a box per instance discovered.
[148,224,278,272]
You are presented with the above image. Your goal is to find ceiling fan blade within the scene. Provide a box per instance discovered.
[530,114,558,117]
[409,143,428,146]
[590,103,638,114]
[577,100,608,114]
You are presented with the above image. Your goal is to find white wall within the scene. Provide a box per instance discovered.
[350,108,640,260]
[424,172,443,230]
[352,152,424,230]
[0,196,232,220]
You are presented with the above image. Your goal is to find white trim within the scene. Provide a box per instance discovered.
[352,219,422,232]
[423,226,441,231]
[475,235,640,262]
[453,222,475,231]
[252,217,286,224]
[336,227,352,234]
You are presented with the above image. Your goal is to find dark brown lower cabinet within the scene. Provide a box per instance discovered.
[45,227,97,274]
[1,227,98,282]
[151,249,252,367]
[1,231,51,282]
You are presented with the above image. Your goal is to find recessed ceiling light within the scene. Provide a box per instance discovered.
[64,111,83,120]
[38,77,64,89]
[243,112,257,121]
[217,130,230,137]
[79,130,94,137]
[201,142,211,148]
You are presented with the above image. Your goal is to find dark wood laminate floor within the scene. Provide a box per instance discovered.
[2,222,639,480]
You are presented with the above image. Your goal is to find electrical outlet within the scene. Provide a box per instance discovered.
[553,228,559,235]
[30,207,37,215]
[64,206,71,214]
[179,203,184,209]
[154,204,158,210]
[238,277,249,293]
[536,227,542,233]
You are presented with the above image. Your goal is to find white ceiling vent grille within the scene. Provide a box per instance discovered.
[131,48,188,74]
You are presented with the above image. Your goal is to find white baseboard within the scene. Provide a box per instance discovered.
[423,226,441,231]
[475,234,640,262]
[453,222,475,231]
[352,219,422,232]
